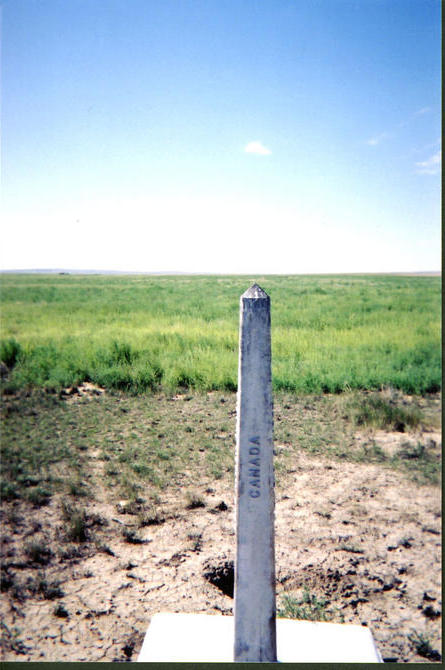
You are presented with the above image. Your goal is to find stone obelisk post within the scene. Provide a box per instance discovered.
[234,284,277,663]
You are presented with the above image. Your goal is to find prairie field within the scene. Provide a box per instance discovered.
[0,272,441,395]
[0,273,442,663]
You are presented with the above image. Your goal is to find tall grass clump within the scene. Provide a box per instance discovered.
[343,394,423,431]
[0,273,440,395]
[277,589,340,622]
[0,338,22,369]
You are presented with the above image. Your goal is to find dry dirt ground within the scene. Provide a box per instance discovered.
[0,391,441,663]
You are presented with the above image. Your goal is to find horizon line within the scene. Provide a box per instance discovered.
[0,269,441,277]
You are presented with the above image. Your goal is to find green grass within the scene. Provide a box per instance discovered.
[278,588,342,622]
[0,392,83,502]
[1,389,439,508]
[391,442,441,485]
[0,390,235,505]
[341,393,423,431]
[408,630,442,662]
[0,273,441,395]
[24,541,54,565]
[0,622,30,655]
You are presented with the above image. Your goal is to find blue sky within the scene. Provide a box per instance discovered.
[1,0,441,273]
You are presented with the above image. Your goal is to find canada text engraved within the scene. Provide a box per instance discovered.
[248,436,260,498]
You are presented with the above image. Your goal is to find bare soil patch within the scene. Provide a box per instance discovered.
[0,391,441,662]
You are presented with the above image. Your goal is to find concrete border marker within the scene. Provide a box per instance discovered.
[137,284,383,663]
[234,284,277,662]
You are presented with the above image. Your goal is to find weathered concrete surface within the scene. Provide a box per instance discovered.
[234,284,277,662]
[137,613,383,662]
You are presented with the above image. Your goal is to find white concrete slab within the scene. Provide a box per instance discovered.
[137,613,383,663]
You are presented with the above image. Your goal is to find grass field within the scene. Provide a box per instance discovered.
[0,273,441,395]
[1,386,441,505]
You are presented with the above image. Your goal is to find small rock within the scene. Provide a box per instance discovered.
[422,605,441,619]
[125,561,138,570]
[423,591,436,602]
[54,603,69,618]
[422,526,440,535]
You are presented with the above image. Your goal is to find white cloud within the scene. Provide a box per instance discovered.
[416,150,441,175]
[366,132,390,146]
[244,140,271,156]
[413,106,431,117]
[369,107,434,144]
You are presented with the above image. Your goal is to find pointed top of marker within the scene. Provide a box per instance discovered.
[242,284,269,299]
